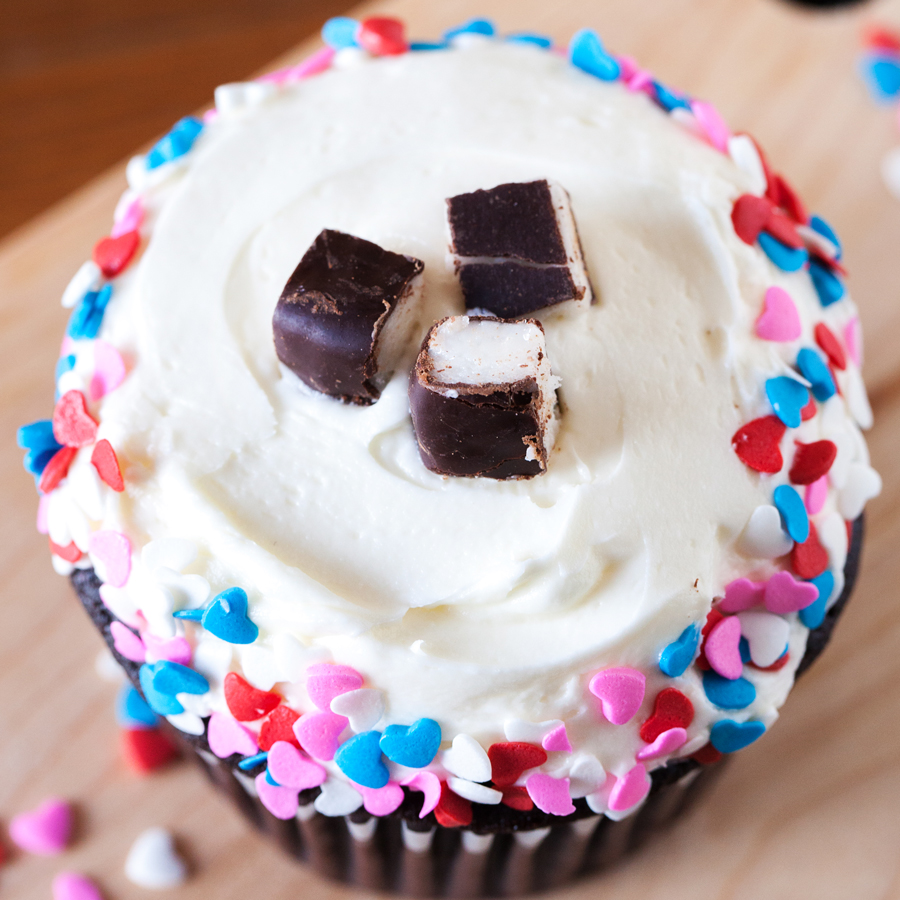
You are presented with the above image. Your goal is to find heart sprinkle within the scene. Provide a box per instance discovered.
[294,709,348,761]
[773,484,810,543]
[710,719,765,753]
[52,873,103,900]
[790,440,837,486]
[93,230,140,278]
[704,615,744,680]
[732,415,786,473]
[755,286,801,342]
[702,671,756,709]
[640,688,694,743]
[790,522,830,580]
[402,771,442,817]
[607,764,651,812]
[10,798,72,855]
[90,439,124,491]
[434,781,473,828]
[764,569,819,614]
[121,728,179,774]
[589,667,646,725]
[223,672,280,721]
[306,663,364,710]
[765,376,810,428]
[207,711,259,759]
[525,773,576,816]
[442,733,493,783]
[379,717,441,768]
[658,624,699,677]
[258,705,301,751]
[267,740,327,789]
[487,742,548,787]
[175,586,258,644]
[636,727,687,761]
[53,390,98,447]
[125,827,187,888]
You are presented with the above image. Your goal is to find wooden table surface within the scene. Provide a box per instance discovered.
[2,0,900,897]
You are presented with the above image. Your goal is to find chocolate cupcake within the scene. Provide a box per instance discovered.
[19,15,881,898]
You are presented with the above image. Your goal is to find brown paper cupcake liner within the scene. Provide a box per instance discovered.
[72,516,864,896]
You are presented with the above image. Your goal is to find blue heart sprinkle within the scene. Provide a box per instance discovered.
[739,636,751,664]
[569,29,621,82]
[860,53,900,102]
[658,624,699,677]
[652,81,691,112]
[773,484,809,543]
[409,41,448,51]
[710,719,766,753]
[139,664,185,716]
[808,259,845,308]
[797,348,836,402]
[24,446,60,478]
[67,283,113,340]
[147,117,203,170]
[809,215,842,261]
[238,751,269,771]
[321,17,359,50]
[335,730,389,789]
[765,376,810,428]
[146,659,209,698]
[702,671,756,710]
[265,768,281,787]
[116,683,159,729]
[380,718,442,768]
[444,18,496,40]
[17,419,58,452]
[55,354,76,382]
[505,33,552,49]
[799,570,835,629]
[758,232,809,272]
[175,586,259,645]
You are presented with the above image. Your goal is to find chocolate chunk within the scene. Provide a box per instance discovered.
[273,229,425,404]
[447,180,592,317]
[409,316,560,479]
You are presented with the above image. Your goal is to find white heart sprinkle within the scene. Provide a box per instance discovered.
[214,81,277,115]
[882,146,900,198]
[737,610,790,668]
[314,779,363,817]
[156,568,209,610]
[442,734,492,783]
[95,647,126,682]
[272,633,329,684]
[62,260,102,309]
[98,584,140,628]
[330,688,385,733]
[239,645,279,691]
[125,827,187,889]
[825,429,856,489]
[565,754,606,799]
[503,719,562,744]
[727,134,767,195]
[447,778,502,805]
[142,538,197,576]
[166,711,205,736]
[818,511,849,574]
[175,692,212,717]
[739,505,793,559]
[845,367,874,430]
[839,464,882,520]
[192,636,233,683]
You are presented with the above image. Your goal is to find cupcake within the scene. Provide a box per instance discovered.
[18,15,881,897]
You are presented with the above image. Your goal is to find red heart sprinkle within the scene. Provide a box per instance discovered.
[800,396,817,422]
[434,781,472,828]
[91,439,124,491]
[639,688,694,744]
[39,446,78,493]
[53,390,98,448]
[731,194,773,245]
[258,705,301,751]
[49,538,83,563]
[690,743,723,766]
[732,415,786,474]
[864,25,900,53]
[814,323,846,370]
[764,209,804,249]
[358,17,408,56]
[487,742,548,788]
[846,519,854,544]
[766,173,807,224]
[93,230,140,279]
[695,607,725,671]
[121,727,179,773]
[751,650,790,672]
[791,522,829,580]
[224,672,281,722]
[789,440,837,485]
[500,785,534,811]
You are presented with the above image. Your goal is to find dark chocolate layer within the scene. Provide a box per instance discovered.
[273,229,423,405]
[458,262,578,318]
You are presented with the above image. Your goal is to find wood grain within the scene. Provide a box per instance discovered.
[2,0,900,897]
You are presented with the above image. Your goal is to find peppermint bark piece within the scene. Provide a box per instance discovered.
[273,229,425,404]
[447,180,593,317]
[409,316,560,479]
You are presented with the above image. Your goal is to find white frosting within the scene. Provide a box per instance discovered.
[65,41,875,792]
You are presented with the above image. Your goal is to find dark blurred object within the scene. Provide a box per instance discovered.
[781,0,871,7]
[0,0,349,240]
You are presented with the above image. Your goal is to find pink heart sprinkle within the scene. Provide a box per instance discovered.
[10,798,72,855]
[755,286,801,343]
[111,197,144,238]
[306,663,363,710]
[290,46,336,81]
[355,781,404,817]
[805,475,828,515]
[637,727,688,761]
[207,711,259,759]
[589,667,646,726]
[525,773,575,816]
[764,570,819,614]
[293,709,348,761]
[37,494,51,534]
[255,772,299,820]
[542,723,573,753]
[627,70,654,93]
[88,530,132,588]
[89,341,126,401]
[142,633,191,666]
[705,615,744,680]
[52,872,103,900]
[720,578,766,613]
[267,741,327,790]
[608,764,651,812]
[110,621,146,662]
[616,54,639,80]
[402,771,442,818]
[844,317,861,367]
[691,100,730,152]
